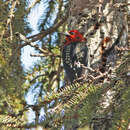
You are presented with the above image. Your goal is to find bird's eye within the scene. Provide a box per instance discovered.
[69,32,74,35]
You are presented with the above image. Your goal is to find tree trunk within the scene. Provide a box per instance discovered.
[67,0,129,129]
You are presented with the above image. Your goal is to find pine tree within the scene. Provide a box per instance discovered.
[0,0,31,129]
[0,0,129,130]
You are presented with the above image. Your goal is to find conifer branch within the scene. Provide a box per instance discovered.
[15,32,59,57]
[27,0,41,13]
[27,14,68,42]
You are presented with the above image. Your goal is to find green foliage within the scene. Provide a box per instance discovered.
[0,0,31,129]
[28,51,129,130]
[0,0,129,129]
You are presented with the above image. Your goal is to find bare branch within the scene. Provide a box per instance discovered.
[27,0,41,13]
[27,15,68,42]
[15,32,60,57]
[0,0,19,42]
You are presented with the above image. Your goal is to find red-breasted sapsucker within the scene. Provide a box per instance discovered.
[62,30,88,83]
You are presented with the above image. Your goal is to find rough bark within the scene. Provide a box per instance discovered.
[67,0,129,129]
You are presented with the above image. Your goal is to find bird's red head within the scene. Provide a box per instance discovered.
[65,30,86,46]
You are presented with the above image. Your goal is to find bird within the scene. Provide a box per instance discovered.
[61,30,88,83]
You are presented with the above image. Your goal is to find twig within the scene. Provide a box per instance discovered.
[0,0,19,41]
[15,32,59,57]
[115,46,130,51]
[9,14,67,65]
[30,73,45,83]
[30,53,60,57]
[27,0,41,13]
[27,15,68,42]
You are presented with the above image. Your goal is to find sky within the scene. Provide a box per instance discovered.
[21,1,46,127]
[21,0,59,70]
[22,1,61,128]
[21,0,45,70]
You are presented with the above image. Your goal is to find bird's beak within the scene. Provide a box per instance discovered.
[58,32,70,37]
